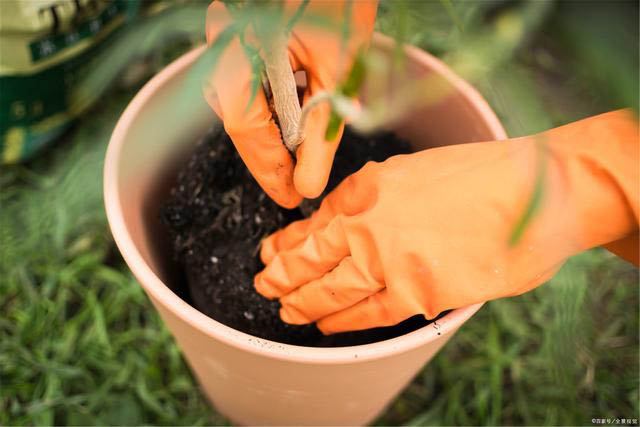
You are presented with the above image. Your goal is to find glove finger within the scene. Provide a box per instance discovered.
[261,194,344,264]
[255,216,350,299]
[278,256,384,324]
[205,5,302,208]
[261,164,379,264]
[203,1,230,117]
[317,289,410,335]
[205,2,230,43]
[286,0,378,200]
[214,47,303,208]
[293,75,344,199]
[260,217,316,265]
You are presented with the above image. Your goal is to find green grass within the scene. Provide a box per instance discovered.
[1,89,223,426]
[376,252,638,426]
[2,1,638,425]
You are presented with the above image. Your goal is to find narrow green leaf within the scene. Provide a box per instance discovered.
[323,50,365,141]
[135,377,165,416]
[178,20,242,118]
[340,50,366,97]
[341,0,353,45]
[246,56,264,112]
[184,20,246,107]
[86,292,112,355]
[289,13,341,33]
[438,0,464,32]
[239,41,265,112]
[389,0,408,63]
[285,0,310,33]
[508,139,548,246]
[202,23,239,73]
[324,111,343,141]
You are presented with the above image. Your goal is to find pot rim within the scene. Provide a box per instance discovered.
[105,33,505,365]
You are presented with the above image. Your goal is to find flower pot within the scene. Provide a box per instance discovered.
[104,33,506,426]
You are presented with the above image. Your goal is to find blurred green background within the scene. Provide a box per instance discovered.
[2,0,638,425]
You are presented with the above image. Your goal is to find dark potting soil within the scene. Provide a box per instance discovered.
[161,125,443,347]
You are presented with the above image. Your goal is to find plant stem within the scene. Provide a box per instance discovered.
[262,31,303,153]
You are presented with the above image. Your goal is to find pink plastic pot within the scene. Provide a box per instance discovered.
[104,33,506,426]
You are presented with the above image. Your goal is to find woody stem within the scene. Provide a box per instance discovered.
[262,31,304,153]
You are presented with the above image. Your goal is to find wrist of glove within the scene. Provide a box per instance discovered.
[254,110,639,334]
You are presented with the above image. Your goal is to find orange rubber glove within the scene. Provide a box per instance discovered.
[254,110,639,334]
[204,1,377,208]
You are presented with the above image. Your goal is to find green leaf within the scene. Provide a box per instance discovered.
[340,50,366,97]
[178,20,243,118]
[285,0,310,33]
[341,0,353,45]
[322,50,365,141]
[388,0,409,62]
[324,111,343,141]
[239,41,265,112]
[102,394,143,426]
[202,23,240,74]
[508,139,548,246]
[438,0,464,32]
[135,376,165,416]
[247,58,264,112]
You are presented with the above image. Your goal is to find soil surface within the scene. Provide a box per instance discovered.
[161,126,444,346]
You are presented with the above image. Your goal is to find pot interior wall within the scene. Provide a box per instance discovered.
[118,38,504,323]
[363,39,504,149]
[114,49,218,296]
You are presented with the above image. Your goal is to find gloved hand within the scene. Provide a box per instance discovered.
[204,1,377,208]
[254,110,639,334]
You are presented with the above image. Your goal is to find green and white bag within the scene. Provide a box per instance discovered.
[0,0,142,163]
[1,0,206,164]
